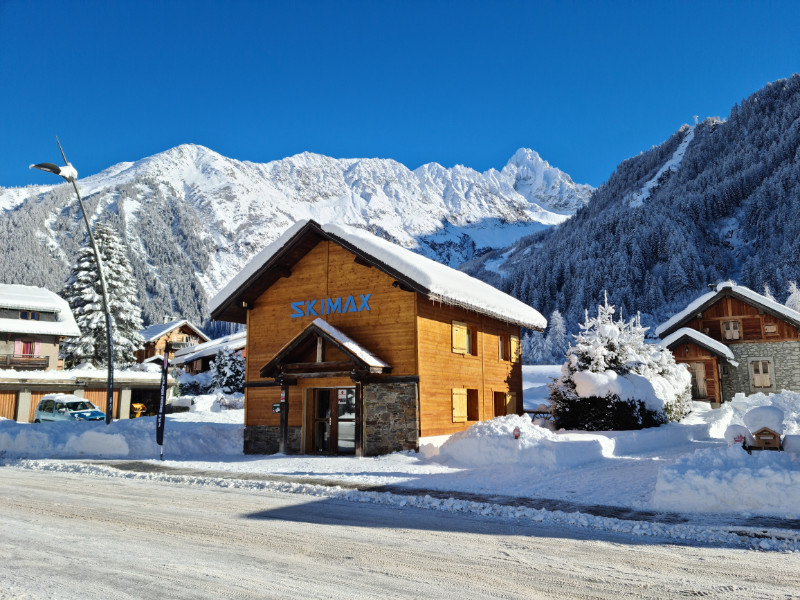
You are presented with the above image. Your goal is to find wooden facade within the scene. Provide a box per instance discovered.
[213,221,537,455]
[679,296,800,345]
[136,321,208,363]
[660,286,800,404]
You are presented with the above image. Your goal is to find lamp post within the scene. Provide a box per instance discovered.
[30,137,115,425]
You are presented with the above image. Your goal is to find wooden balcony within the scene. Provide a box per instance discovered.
[0,354,50,370]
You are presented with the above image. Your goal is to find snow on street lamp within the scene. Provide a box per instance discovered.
[30,137,116,425]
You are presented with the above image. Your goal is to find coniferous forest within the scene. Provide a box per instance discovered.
[501,74,800,333]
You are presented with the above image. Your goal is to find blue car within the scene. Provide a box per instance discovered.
[33,394,106,422]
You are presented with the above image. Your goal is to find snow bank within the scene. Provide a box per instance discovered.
[0,416,243,460]
[743,406,785,434]
[572,370,670,412]
[653,445,800,517]
[438,415,608,469]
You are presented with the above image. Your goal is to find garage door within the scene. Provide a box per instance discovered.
[0,391,17,421]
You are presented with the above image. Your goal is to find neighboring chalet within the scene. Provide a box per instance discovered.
[136,319,210,364]
[657,282,800,404]
[0,283,79,371]
[0,284,173,421]
[210,220,546,456]
[171,330,247,374]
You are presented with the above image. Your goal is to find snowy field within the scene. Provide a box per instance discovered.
[2,378,800,552]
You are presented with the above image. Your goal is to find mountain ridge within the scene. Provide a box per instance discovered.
[0,144,593,328]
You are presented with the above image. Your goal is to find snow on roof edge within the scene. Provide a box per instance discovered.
[659,328,738,365]
[311,318,389,369]
[655,282,800,336]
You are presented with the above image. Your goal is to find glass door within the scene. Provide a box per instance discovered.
[311,388,356,455]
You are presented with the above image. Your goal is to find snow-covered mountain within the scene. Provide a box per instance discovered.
[0,145,592,326]
[492,74,800,333]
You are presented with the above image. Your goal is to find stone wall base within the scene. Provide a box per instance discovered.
[244,425,301,454]
[363,382,419,456]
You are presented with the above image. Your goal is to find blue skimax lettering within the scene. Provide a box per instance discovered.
[290,293,372,318]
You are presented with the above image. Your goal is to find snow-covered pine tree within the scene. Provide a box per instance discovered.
[61,223,144,368]
[543,310,569,363]
[209,346,245,394]
[521,330,546,364]
[548,293,691,430]
[786,281,800,312]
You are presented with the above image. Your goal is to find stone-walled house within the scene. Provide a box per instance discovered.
[210,220,546,456]
[657,282,800,404]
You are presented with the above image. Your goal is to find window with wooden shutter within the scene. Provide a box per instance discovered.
[510,335,520,361]
[467,389,479,421]
[452,388,468,423]
[751,360,772,388]
[505,391,517,415]
[452,321,468,355]
[498,336,506,361]
[723,321,740,340]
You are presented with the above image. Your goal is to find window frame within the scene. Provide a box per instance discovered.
[750,359,773,389]
[722,320,741,341]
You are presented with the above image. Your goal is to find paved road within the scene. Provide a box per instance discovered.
[1,468,798,599]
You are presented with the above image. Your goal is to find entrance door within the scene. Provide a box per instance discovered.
[311,388,356,455]
[690,363,707,399]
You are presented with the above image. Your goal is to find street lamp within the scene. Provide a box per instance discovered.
[30,137,115,425]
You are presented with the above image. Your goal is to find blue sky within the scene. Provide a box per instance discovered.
[2,0,799,188]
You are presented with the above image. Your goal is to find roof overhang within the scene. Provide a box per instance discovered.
[657,286,800,338]
[260,318,391,380]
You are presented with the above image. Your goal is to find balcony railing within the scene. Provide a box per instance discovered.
[0,354,50,370]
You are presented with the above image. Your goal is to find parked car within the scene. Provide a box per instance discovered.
[33,394,106,422]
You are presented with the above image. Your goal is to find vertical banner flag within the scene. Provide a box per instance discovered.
[156,351,169,455]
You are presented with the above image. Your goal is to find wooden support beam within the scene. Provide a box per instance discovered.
[282,361,354,372]
[279,383,289,453]
[354,256,373,268]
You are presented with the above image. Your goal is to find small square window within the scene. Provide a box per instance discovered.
[723,321,740,340]
[20,311,28,320]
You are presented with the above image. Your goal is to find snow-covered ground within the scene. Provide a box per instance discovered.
[2,383,800,551]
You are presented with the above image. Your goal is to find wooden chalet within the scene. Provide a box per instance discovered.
[136,319,210,364]
[657,283,800,404]
[210,220,546,456]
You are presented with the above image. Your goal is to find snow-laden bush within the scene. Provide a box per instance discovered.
[210,347,245,395]
[549,295,691,430]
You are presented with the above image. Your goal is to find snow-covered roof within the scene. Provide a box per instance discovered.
[171,331,246,366]
[210,220,546,330]
[0,284,80,338]
[139,319,210,343]
[655,282,800,337]
[310,318,389,370]
[659,328,739,366]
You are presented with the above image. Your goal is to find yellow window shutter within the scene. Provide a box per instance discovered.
[505,391,517,415]
[452,321,468,354]
[452,388,467,423]
[510,335,520,362]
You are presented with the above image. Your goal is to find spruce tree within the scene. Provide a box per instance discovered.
[210,346,245,394]
[61,223,144,368]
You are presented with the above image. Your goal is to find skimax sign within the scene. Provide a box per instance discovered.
[291,293,371,318]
